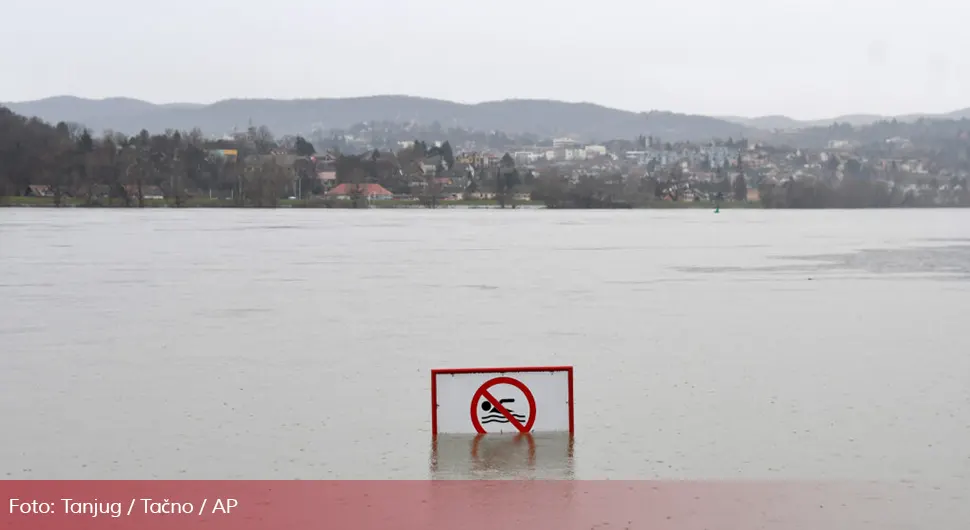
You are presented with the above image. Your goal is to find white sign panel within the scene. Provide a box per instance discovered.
[431,366,574,435]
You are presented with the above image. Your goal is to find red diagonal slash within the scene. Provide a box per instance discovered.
[481,388,527,432]
[470,376,536,434]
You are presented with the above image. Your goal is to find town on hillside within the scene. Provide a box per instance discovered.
[3,106,970,209]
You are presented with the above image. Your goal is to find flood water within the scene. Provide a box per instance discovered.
[1,208,969,487]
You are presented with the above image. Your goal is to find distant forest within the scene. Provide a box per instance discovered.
[0,105,298,207]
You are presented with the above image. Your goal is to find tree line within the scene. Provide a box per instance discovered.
[1,105,498,208]
[0,106,312,207]
[758,175,970,208]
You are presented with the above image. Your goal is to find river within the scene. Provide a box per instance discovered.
[1,208,968,488]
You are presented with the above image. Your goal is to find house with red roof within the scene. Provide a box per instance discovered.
[326,183,393,200]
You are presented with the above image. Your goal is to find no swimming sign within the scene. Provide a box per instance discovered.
[431,366,574,435]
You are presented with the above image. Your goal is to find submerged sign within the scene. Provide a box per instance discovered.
[431,366,574,435]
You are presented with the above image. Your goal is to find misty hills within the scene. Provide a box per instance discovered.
[720,109,970,130]
[5,95,970,142]
[3,95,757,142]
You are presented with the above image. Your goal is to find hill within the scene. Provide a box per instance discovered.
[721,109,970,130]
[3,95,757,142]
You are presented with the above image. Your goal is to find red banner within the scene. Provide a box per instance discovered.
[0,480,962,530]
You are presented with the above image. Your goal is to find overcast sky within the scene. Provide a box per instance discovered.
[3,0,967,120]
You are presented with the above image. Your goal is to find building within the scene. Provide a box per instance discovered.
[208,149,238,163]
[123,185,164,200]
[326,183,393,200]
[564,148,587,161]
[699,146,736,168]
[513,151,541,165]
[585,145,607,157]
[24,185,53,197]
[314,152,338,170]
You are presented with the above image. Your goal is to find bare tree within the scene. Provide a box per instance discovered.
[244,158,290,207]
[46,145,73,207]
[421,173,443,209]
[293,157,317,200]
[248,125,277,155]
[494,153,519,209]
[348,168,368,209]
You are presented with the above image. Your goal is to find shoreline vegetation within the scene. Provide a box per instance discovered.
[1,196,763,209]
[3,105,969,210]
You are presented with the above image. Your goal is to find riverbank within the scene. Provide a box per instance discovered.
[1,196,762,209]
